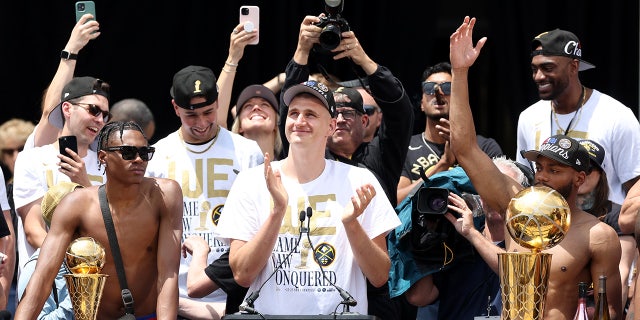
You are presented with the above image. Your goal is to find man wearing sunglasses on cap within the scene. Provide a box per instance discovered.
[397,62,504,206]
[16,121,183,320]
[12,76,110,282]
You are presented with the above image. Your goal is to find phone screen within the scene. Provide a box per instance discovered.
[240,6,259,45]
[75,1,97,23]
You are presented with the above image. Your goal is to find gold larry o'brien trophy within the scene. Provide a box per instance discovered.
[499,186,570,320]
[64,237,108,320]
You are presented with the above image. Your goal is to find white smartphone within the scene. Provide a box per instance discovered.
[239,5,259,45]
[75,1,96,23]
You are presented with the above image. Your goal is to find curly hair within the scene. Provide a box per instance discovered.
[96,121,146,151]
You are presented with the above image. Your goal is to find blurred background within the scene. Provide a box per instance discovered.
[0,0,637,158]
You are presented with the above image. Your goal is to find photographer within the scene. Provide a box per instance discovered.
[278,11,415,320]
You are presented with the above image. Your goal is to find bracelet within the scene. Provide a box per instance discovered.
[222,68,237,73]
[225,61,238,67]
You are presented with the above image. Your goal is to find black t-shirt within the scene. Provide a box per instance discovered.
[401,134,504,181]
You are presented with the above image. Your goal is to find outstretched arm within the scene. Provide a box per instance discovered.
[217,23,257,129]
[34,14,100,147]
[448,16,520,215]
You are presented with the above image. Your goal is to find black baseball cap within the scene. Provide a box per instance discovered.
[531,29,595,71]
[236,84,278,111]
[49,77,110,128]
[283,80,336,117]
[521,134,590,173]
[579,139,605,172]
[333,87,365,114]
[170,65,218,110]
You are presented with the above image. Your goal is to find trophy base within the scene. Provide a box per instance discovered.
[65,273,108,320]
[498,252,551,320]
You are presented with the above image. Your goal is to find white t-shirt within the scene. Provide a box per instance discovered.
[215,159,401,315]
[145,128,263,303]
[516,90,640,204]
[12,144,104,277]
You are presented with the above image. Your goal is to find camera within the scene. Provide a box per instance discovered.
[314,0,350,50]
[241,7,250,15]
[414,187,450,215]
[77,2,85,11]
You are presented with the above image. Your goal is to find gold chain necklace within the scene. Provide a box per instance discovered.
[550,86,586,136]
[178,125,220,154]
[421,132,441,161]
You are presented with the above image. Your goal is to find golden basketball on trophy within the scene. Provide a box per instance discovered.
[505,185,570,251]
[65,237,108,320]
[499,185,571,320]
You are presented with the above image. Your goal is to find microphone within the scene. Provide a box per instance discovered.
[304,207,358,310]
[238,210,308,314]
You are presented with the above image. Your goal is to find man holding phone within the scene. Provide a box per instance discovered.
[12,76,110,279]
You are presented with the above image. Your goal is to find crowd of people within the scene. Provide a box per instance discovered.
[0,7,638,320]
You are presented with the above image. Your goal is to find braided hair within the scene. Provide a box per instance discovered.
[96,121,146,169]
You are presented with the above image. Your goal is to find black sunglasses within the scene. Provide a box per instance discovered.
[104,145,155,161]
[73,103,111,122]
[363,105,379,116]
[422,81,452,95]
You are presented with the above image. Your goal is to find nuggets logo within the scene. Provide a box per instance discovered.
[211,204,224,226]
[314,243,336,267]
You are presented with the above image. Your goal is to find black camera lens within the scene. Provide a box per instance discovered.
[77,3,85,11]
[415,187,450,215]
[241,7,250,15]
[319,24,342,50]
[427,195,447,212]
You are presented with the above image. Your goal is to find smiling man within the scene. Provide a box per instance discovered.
[13,76,110,279]
[145,65,263,319]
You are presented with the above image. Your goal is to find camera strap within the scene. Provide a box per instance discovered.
[99,184,136,316]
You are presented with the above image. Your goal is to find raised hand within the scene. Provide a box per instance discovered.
[449,16,487,69]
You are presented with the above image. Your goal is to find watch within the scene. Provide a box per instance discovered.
[60,50,78,60]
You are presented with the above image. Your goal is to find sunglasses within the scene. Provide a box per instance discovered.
[363,105,380,116]
[1,146,23,155]
[73,103,111,122]
[104,145,155,161]
[422,81,452,95]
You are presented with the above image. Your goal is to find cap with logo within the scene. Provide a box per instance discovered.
[521,134,590,173]
[49,77,110,129]
[171,65,218,110]
[333,86,365,114]
[531,29,595,71]
[283,80,336,117]
[236,84,278,111]
[579,139,605,172]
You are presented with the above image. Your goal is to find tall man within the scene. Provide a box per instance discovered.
[145,65,263,319]
[448,16,622,319]
[15,121,183,319]
[515,28,640,209]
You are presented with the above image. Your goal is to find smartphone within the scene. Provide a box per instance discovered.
[239,5,259,45]
[75,1,96,23]
[59,136,78,159]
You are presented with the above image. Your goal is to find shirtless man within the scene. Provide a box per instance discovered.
[447,16,622,319]
[15,121,183,320]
